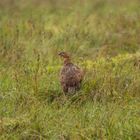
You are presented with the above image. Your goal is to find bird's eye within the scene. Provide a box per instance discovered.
[61,52,65,55]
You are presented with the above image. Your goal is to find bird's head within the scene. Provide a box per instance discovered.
[58,52,70,59]
[58,52,71,64]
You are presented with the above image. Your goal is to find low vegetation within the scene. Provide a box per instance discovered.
[0,0,140,139]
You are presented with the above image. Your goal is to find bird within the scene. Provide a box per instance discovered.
[58,52,84,94]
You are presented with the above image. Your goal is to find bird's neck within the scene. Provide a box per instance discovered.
[64,58,71,65]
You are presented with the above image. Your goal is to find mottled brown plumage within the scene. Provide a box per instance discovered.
[58,52,84,94]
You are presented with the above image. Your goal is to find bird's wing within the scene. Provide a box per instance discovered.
[60,64,84,86]
[72,64,84,82]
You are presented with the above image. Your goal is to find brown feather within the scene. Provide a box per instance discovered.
[59,52,84,94]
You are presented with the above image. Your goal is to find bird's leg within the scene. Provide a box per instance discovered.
[68,87,77,95]
[62,85,68,94]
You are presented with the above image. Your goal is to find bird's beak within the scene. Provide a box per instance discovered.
[58,52,61,56]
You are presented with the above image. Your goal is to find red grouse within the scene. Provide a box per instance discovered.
[58,52,84,94]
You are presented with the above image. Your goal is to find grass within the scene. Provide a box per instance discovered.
[0,0,140,139]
